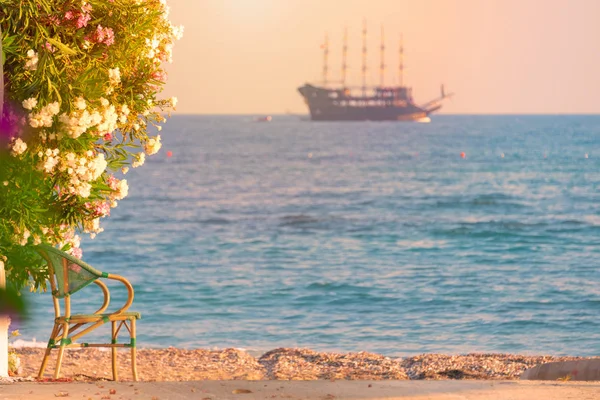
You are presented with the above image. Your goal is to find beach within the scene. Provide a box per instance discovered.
[0,347,597,399]
[9,347,589,381]
[3,380,600,400]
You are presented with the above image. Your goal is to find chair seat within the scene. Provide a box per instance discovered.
[56,311,141,323]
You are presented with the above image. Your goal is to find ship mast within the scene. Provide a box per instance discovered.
[398,33,404,87]
[361,19,367,96]
[341,27,348,88]
[379,25,385,87]
[322,33,329,86]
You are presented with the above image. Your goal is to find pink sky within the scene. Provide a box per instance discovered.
[162,0,600,114]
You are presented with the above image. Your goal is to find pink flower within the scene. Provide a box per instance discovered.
[152,70,168,82]
[107,175,118,190]
[103,133,112,141]
[70,247,83,259]
[85,201,111,218]
[104,28,115,46]
[76,13,91,29]
[64,11,74,20]
[96,202,111,217]
[88,25,115,47]
[95,25,106,42]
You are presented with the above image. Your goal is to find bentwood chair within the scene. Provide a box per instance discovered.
[35,244,140,381]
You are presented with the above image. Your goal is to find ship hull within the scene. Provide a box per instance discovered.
[308,107,428,121]
[298,84,438,122]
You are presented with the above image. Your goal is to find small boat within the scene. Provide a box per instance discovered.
[254,116,272,122]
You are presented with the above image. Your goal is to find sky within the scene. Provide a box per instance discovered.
[162,0,600,115]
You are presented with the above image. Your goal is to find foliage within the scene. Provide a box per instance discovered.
[0,284,27,318]
[0,0,182,292]
[8,329,20,375]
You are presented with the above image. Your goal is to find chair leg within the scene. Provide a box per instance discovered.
[54,323,69,379]
[130,319,138,381]
[38,323,60,379]
[111,321,118,381]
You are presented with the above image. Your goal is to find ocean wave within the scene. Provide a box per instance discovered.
[396,240,448,249]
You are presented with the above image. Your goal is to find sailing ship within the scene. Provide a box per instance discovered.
[297,23,453,121]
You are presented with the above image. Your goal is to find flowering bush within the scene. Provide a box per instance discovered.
[0,0,182,291]
[8,329,20,376]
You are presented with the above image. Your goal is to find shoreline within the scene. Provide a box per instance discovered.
[10,347,590,382]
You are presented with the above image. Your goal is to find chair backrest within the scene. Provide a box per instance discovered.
[36,244,106,298]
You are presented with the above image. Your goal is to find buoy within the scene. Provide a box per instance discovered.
[460,152,466,159]
[166,151,173,158]
[500,153,505,158]
[585,153,589,159]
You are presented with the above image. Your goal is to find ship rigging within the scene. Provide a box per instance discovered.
[297,21,453,121]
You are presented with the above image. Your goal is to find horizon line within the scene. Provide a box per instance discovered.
[168,112,600,116]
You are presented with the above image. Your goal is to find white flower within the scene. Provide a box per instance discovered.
[77,182,92,198]
[108,67,121,86]
[172,25,184,41]
[75,97,87,110]
[169,96,178,108]
[132,153,145,168]
[29,102,61,128]
[46,102,60,116]
[89,153,108,180]
[19,229,31,246]
[11,138,27,156]
[22,97,38,110]
[121,167,129,175]
[144,135,162,155]
[84,218,104,239]
[43,154,59,173]
[25,50,38,71]
[113,179,129,200]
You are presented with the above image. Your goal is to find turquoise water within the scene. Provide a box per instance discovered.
[21,115,600,357]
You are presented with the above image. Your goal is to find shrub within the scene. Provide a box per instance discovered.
[0,0,182,291]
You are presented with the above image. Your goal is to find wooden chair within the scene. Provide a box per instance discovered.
[35,244,140,381]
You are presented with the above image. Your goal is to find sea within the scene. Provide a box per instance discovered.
[17,115,600,357]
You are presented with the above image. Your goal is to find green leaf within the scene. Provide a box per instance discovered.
[45,37,77,56]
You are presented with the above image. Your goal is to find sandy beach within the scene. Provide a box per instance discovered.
[10,347,589,382]
[5,347,584,382]
[2,379,600,400]
[0,347,597,399]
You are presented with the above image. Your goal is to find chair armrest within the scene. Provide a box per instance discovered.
[105,274,135,315]
[93,280,111,314]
